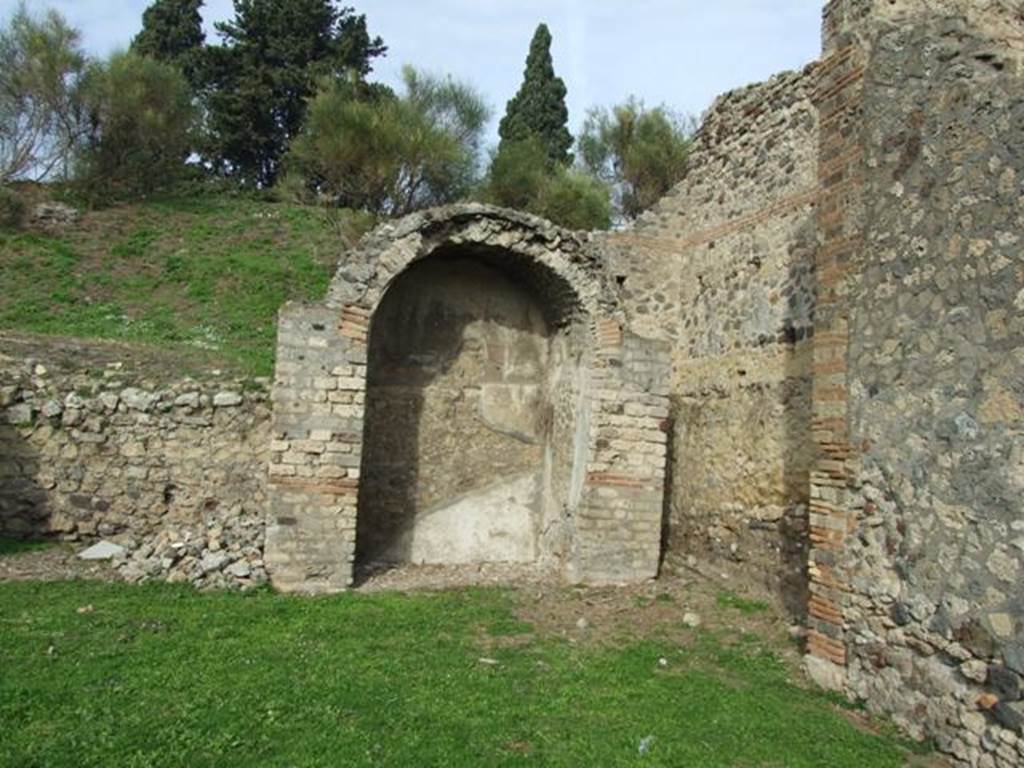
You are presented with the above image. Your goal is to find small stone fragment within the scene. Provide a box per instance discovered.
[199,551,230,574]
[961,659,989,683]
[992,702,1024,733]
[988,666,1022,702]
[5,403,32,425]
[174,392,201,409]
[121,388,156,412]
[226,560,252,579]
[990,613,1015,640]
[78,541,127,561]
[213,391,243,407]
[41,399,63,418]
[978,693,1000,710]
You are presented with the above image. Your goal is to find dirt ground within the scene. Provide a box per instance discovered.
[0,330,253,383]
[3,545,801,659]
[0,542,120,582]
[3,546,795,642]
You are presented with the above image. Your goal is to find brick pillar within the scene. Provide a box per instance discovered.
[264,302,368,593]
[573,319,671,584]
[804,0,872,689]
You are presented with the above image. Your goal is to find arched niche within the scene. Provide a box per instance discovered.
[265,205,670,593]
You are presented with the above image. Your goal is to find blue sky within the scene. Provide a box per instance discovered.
[13,1,822,143]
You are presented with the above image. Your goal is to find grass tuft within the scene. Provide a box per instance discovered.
[0,538,56,556]
[715,591,771,615]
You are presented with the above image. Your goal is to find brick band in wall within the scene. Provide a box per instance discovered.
[805,4,869,682]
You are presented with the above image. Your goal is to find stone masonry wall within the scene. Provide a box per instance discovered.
[812,4,1024,765]
[800,2,1024,766]
[598,67,819,607]
[0,336,271,588]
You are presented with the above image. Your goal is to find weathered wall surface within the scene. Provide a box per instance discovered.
[598,67,819,605]
[357,256,549,566]
[0,336,270,587]
[839,9,1024,766]
[804,2,1024,765]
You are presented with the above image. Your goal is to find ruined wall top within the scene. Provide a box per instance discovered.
[823,0,1024,62]
[327,203,623,329]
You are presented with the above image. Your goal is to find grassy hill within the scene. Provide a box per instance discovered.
[0,194,369,376]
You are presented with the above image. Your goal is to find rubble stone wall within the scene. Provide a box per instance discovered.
[805,2,1024,765]
[0,342,270,588]
[803,2,1024,765]
[597,67,820,606]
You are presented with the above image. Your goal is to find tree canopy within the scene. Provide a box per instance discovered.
[287,66,489,216]
[204,0,386,187]
[579,98,693,220]
[1,1,686,232]
[131,0,205,88]
[0,3,88,182]
[75,51,196,203]
[486,136,611,231]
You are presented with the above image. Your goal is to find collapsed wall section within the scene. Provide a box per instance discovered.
[599,67,820,606]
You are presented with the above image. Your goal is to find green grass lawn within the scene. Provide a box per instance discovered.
[0,579,928,768]
[0,195,370,376]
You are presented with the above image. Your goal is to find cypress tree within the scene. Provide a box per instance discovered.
[498,23,573,167]
[131,0,205,88]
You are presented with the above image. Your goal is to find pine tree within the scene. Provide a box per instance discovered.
[204,0,385,187]
[131,0,205,88]
[497,23,573,167]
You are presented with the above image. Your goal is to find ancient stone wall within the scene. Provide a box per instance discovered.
[804,2,1024,765]
[0,337,270,587]
[597,66,819,605]
[5,5,1021,761]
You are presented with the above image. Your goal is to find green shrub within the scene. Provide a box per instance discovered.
[485,138,549,212]
[75,51,195,205]
[485,137,611,231]
[286,66,489,216]
[0,186,25,229]
[535,167,611,231]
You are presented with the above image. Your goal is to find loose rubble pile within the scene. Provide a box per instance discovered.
[108,506,268,589]
[30,202,80,231]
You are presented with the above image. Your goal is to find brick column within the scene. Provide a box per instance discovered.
[573,319,671,584]
[805,0,871,688]
[263,303,368,593]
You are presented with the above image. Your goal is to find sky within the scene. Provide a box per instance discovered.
[11,1,822,145]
